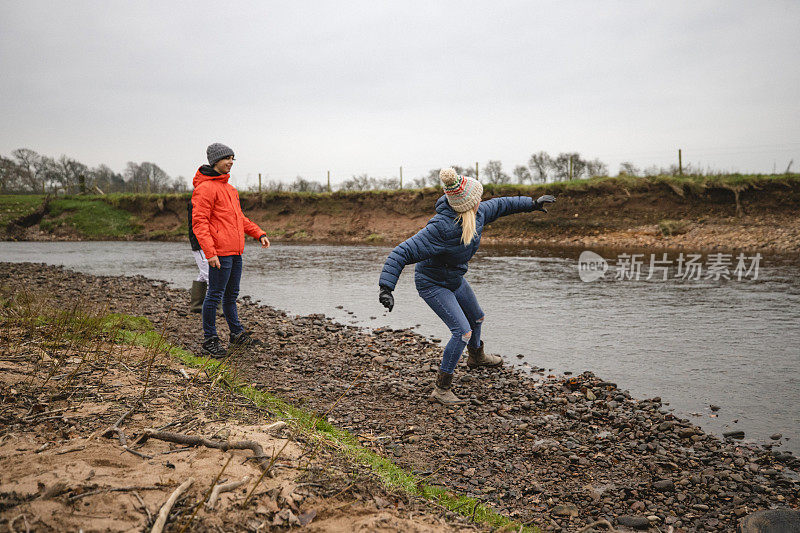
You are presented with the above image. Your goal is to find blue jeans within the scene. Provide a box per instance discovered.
[202,254,245,340]
[418,278,484,374]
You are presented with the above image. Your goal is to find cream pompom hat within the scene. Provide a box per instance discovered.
[440,167,483,212]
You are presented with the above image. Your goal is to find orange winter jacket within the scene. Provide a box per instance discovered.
[191,166,266,258]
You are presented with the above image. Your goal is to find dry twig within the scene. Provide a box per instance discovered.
[178,455,232,533]
[151,478,194,533]
[206,475,251,509]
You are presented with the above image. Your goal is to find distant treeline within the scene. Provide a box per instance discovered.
[259,152,707,193]
[0,148,187,195]
[1,147,720,195]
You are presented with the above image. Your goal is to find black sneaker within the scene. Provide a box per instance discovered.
[229,331,262,352]
[201,336,227,358]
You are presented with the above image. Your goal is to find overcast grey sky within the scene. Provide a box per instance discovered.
[2,1,799,187]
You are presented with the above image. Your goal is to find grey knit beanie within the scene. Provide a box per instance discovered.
[207,143,235,166]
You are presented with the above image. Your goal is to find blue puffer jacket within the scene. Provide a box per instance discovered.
[379,195,534,291]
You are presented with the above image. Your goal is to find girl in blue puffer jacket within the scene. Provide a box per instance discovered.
[378,167,555,405]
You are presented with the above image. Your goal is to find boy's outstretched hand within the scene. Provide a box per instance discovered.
[260,235,270,248]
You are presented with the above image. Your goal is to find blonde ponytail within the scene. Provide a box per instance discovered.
[455,208,477,245]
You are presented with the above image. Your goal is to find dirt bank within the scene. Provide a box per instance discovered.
[0,276,482,532]
[3,263,798,532]
[6,175,800,253]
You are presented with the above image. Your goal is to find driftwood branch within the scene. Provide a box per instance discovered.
[138,430,271,471]
[206,475,251,509]
[151,478,194,533]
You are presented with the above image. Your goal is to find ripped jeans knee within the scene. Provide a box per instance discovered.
[461,330,472,343]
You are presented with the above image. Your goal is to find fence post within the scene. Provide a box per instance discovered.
[678,149,683,176]
[258,173,262,193]
[327,170,331,192]
[399,166,403,189]
[568,156,573,181]
[475,162,479,181]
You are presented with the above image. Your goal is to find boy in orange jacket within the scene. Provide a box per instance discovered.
[191,143,270,357]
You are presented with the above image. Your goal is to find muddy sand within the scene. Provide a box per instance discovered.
[2,262,799,532]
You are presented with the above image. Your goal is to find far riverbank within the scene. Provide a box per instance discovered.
[3,174,800,253]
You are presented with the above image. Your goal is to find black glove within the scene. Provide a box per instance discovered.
[533,194,556,213]
[379,287,394,311]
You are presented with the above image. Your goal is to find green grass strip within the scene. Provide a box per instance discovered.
[104,313,540,532]
[0,194,44,230]
[44,198,140,237]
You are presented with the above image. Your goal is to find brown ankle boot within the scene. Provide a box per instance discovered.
[430,370,467,406]
[466,341,502,369]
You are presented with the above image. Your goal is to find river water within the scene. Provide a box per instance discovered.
[2,241,799,455]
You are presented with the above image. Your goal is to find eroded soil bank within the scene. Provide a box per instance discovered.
[6,175,800,253]
[3,262,798,532]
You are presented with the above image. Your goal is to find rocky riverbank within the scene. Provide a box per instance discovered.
[3,262,799,531]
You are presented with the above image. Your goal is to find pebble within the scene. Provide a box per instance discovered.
[551,503,578,517]
[617,515,651,529]
[653,480,675,492]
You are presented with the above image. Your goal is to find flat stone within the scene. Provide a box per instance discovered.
[653,479,675,492]
[723,430,745,439]
[551,503,578,517]
[617,515,651,529]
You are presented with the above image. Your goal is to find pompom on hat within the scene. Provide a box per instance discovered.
[440,167,483,213]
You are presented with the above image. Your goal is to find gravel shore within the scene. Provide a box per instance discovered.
[3,262,798,531]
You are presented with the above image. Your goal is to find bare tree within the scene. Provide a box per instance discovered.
[553,152,586,181]
[376,177,400,189]
[55,155,88,194]
[585,158,608,178]
[618,161,640,177]
[90,164,125,193]
[0,156,20,193]
[513,165,531,184]
[482,160,511,184]
[288,176,325,193]
[140,162,171,193]
[123,161,173,193]
[338,173,373,191]
[12,148,44,192]
[413,168,440,188]
[528,151,552,183]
